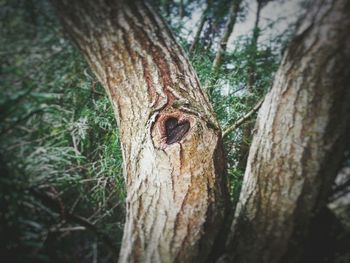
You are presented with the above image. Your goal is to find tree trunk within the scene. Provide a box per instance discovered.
[179,0,184,18]
[211,0,241,73]
[52,1,230,262]
[237,0,264,172]
[246,0,263,93]
[188,0,212,56]
[206,0,241,98]
[227,0,350,262]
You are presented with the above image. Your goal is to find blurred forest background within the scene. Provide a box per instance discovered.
[1,0,349,262]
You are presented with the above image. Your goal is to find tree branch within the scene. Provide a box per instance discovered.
[29,188,119,256]
[223,97,264,139]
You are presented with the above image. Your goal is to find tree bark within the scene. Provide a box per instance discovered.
[246,0,263,93]
[206,0,241,98]
[227,0,350,262]
[237,0,265,172]
[188,0,212,56]
[211,0,241,73]
[179,0,184,18]
[52,0,229,262]
[246,0,271,93]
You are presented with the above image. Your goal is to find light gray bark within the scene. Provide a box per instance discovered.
[227,0,350,262]
[52,1,229,262]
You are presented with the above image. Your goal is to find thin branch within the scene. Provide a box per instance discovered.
[29,188,119,256]
[55,226,87,232]
[223,97,264,139]
[330,176,350,202]
[0,108,46,136]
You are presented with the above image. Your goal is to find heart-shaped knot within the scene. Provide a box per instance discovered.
[165,117,190,145]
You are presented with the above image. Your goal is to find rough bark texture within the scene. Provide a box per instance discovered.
[52,1,229,262]
[227,0,350,262]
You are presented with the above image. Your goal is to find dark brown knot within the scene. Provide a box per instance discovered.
[165,117,190,144]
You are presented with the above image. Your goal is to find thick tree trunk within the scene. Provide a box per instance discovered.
[52,1,229,262]
[227,0,350,262]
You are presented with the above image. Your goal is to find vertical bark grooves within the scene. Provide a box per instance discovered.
[228,0,350,262]
[52,0,229,262]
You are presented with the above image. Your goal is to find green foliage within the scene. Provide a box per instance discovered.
[189,33,281,203]
[1,0,124,261]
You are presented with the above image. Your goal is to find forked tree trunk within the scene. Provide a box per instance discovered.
[227,0,350,262]
[52,0,229,262]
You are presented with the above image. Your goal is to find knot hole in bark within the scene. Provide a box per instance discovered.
[165,117,190,145]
